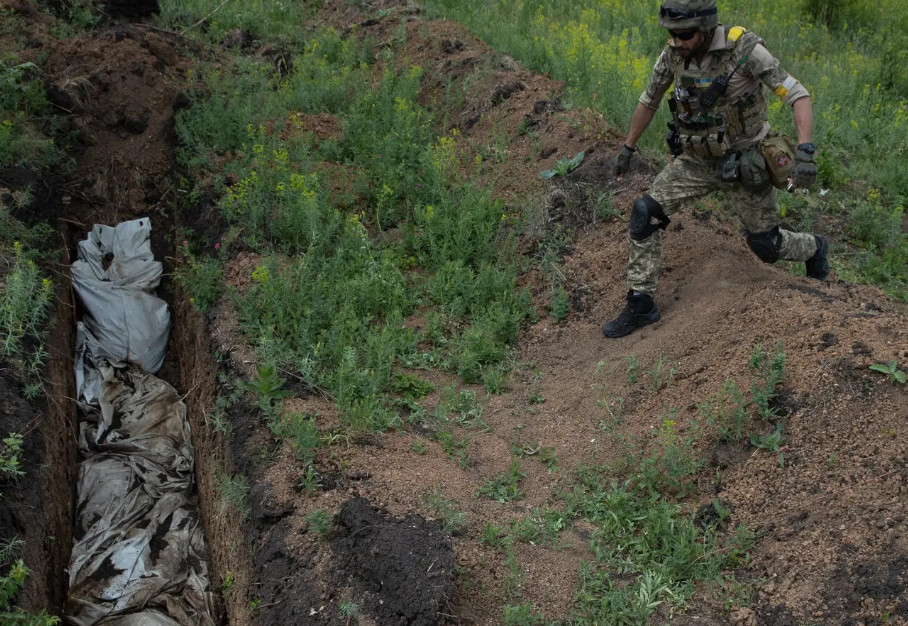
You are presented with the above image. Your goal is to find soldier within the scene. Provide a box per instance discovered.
[603,0,828,338]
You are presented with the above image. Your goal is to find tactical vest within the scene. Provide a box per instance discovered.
[668,27,767,158]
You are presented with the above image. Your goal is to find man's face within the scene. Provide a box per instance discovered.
[668,29,705,58]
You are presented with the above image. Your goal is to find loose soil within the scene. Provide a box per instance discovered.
[2,0,907,625]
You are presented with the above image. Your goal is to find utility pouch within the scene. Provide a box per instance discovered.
[738,145,771,190]
[684,134,725,158]
[758,133,797,189]
[715,149,739,182]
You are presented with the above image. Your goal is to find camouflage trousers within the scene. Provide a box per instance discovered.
[627,153,819,294]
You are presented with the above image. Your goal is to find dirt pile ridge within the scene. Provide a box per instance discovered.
[2,0,907,624]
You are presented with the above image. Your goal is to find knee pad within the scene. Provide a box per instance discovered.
[629,195,670,241]
[746,227,782,263]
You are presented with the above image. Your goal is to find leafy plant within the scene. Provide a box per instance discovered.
[306,509,332,537]
[175,240,223,311]
[0,433,24,479]
[699,379,749,442]
[540,151,585,179]
[503,602,554,625]
[869,360,906,385]
[479,457,526,503]
[242,364,291,421]
[480,522,508,548]
[220,570,235,593]
[1,560,60,625]
[298,465,322,495]
[749,342,786,419]
[272,411,320,462]
[339,600,359,619]
[623,354,639,384]
[424,490,466,533]
[549,286,570,322]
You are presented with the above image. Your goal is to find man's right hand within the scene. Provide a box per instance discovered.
[613,144,636,177]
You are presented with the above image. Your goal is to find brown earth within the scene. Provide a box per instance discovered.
[1,1,907,625]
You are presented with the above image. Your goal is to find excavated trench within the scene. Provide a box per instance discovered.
[15,10,455,624]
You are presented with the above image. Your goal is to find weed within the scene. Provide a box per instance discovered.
[391,372,435,400]
[175,240,223,311]
[248,597,260,611]
[549,286,570,322]
[411,438,427,455]
[750,424,785,453]
[749,342,786,419]
[540,151,585,179]
[424,490,466,533]
[539,447,559,471]
[0,433,24,480]
[443,386,488,431]
[631,413,705,497]
[0,559,60,624]
[298,465,322,495]
[869,360,907,385]
[510,508,568,546]
[436,428,470,467]
[0,241,52,382]
[215,472,250,519]
[528,392,546,404]
[699,379,749,442]
[594,192,622,222]
[242,364,291,422]
[480,522,508,549]
[220,571,235,593]
[482,365,510,394]
[0,537,23,566]
[273,411,320,462]
[339,600,359,619]
[649,356,677,393]
[305,509,332,537]
[503,602,553,625]
[479,457,526,503]
[623,354,640,384]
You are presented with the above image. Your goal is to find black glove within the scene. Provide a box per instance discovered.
[612,144,636,177]
[793,142,817,189]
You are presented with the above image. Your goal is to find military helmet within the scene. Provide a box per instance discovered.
[658,0,718,31]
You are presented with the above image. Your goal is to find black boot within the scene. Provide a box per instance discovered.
[602,290,661,338]
[805,235,829,280]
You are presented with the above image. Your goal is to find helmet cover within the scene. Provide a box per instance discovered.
[658,0,718,31]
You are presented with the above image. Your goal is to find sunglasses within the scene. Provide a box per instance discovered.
[669,29,698,41]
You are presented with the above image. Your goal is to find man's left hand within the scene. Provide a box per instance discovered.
[793,142,817,189]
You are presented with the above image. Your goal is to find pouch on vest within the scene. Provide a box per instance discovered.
[758,133,797,189]
[738,145,772,190]
[715,150,739,182]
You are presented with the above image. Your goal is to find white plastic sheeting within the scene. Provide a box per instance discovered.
[71,218,170,376]
[67,219,216,626]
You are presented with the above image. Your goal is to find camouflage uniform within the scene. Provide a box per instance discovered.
[627,24,818,295]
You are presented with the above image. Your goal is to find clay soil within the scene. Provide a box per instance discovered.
[2,0,907,625]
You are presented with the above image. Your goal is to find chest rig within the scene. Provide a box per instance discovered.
[668,27,766,158]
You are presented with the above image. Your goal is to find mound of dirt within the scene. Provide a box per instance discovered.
[331,498,455,625]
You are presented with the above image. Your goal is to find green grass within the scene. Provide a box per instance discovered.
[171,23,531,431]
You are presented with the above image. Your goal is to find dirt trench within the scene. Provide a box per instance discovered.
[4,3,463,624]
